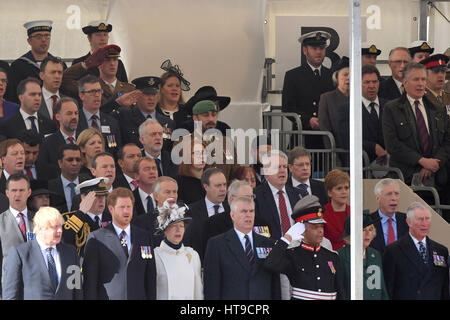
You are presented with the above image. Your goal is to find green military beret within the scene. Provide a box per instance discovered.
[192,100,217,115]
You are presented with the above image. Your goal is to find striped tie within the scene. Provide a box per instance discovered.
[17,212,27,241]
[418,241,427,264]
[414,100,431,157]
[278,190,291,234]
[244,234,254,265]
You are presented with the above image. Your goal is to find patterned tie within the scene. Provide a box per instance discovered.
[387,217,395,244]
[146,195,154,214]
[313,69,320,77]
[91,114,99,129]
[131,180,138,190]
[28,116,38,132]
[120,230,129,258]
[46,247,59,291]
[414,100,432,157]
[51,95,60,127]
[155,158,163,177]
[213,204,221,215]
[17,212,27,241]
[296,183,309,197]
[67,136,75,144]
[277,190,291,234]
[418,241,427,264]
[244,234,254,265]
[400,84,405,94]
[25,167,34,179]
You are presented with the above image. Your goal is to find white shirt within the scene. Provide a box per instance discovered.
[36,237,61,283]
[307,61,322,76]
[112,223,131,254]
[234,228,254,252]
[362,96,381,117]
[104,79,117,90]
[19,108,39,132]
[60,129,76,144]
[141,110,156,119]
[138,188,156,214]
[82,108,101,128]
[23,165,37,179]
[291,177,311,195]
[267,182,295,229]
[393,78,403,94]
[123,173,136,191]
[204,197,224,218]
[407,95,430,133]
[409,232,428,254]
[42,86,60,118]
[10,206,31,235]
[87,212,103,228]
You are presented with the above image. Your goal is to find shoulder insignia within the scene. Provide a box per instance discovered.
[64,214,84,233]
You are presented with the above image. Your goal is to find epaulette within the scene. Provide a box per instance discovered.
[64,214,84,233]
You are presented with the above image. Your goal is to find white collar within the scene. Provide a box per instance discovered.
[267,181,286,196]
[205,196,223,211]
[139,187,153,200]
[59,129,76,142]
[234,228,253,243]
[42,86,59,100]
[9,206,28,218]
[60,174,78,185]
[123,173,134,184]
[36,236,57,252]
[406,95,424,107]
[19,107,38,118]
[393,78,403,89]
[145,150,161,160]
[362,96,380,108]
[87,212,102,223]
[291,177,310,188]
[307,61,322,74]
[112,222,131,238]
[409,232,427,247]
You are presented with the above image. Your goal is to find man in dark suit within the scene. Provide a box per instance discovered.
[379,47,411,101]
[0,77,57,139]
[116,143,142,191]
[5,20,67,103]
[369,179,409,255]
[16,129,47,181]
[48,144,84,213]
[38,56,65,124]
[133,176,177,247]
[0,139,26,194]
[75,75,122,158]
[72,21,128,82]
[183,168,229,261]
[0,173,34,292]
[2,207,82,300]
[83,187,156,300]
[287,146,327,206]
[282,31,334,148]
[339,64,389,164]
[131,157,158,218]
[139,118,178,178]
[203,196,280,300]
[114,76,175,151]
[36,97,79,179]
[254,151,301,240]
[383,202,449,300]
[62,177,111,256]
[383,62,450,187]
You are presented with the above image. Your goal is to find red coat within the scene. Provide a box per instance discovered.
[323,202,350,251]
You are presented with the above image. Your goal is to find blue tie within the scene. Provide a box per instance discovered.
[146,195,154,214]
[155,158,163,177]
[297,183,309,197]
[46,247,59,291]
[245,235,254,265]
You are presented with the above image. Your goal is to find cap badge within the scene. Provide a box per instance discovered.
[420,42,431,50]
[317,208,323,217]
[98,180,106,188]
[98,23,107,31]
[148,78,155,86]
[369,45,377,53]
[315,32,322,40]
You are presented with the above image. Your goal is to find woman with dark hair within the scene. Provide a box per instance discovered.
[154,200,203,300]
[156,59,191,128]
[0,68,19,120]
[232,166,257,189]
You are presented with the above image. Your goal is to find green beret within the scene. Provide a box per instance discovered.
[192,100,217,115]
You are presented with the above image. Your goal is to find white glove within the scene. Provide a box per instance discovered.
[285,222,305,242]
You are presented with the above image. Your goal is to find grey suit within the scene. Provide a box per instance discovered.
[2,239,82,300]
[0,209,34,289]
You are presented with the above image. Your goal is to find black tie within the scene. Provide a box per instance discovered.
[213,205,221,215]
[94,216,101,228]
[155,158,163,177]
[369,102,378,119]
[313,69,320,77]
[146,114,152,119]
[146,195,154,214]
[245,235,254,265]
[28,116,38,132]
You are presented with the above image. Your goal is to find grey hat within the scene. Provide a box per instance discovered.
[291,195,326,224]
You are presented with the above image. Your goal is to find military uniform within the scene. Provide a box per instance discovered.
[421,54,450,114]
[264,195,344,300]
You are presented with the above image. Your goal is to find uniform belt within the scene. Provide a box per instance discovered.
[291,287,337,300]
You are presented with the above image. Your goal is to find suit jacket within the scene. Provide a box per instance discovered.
[39,93,68,120]
[183,198,230,262]
[382,94,450,184]
[0,110,57,139]
[253,182,301,240]
[0,194,8,213]
[72,53,128,83]
[286,177,328,207]
[369,211,409,255]
[0,209,34,290]
[379,76,402,102]
[203,229,281,300]
[76,108,122,158]
[143,150,178,179]
[48,175,89,213]
[282,64,334,131]
[114,105,175,150]
[82,223,156,300]
[35,130,71,180]
[318,88,349,149]
[338,98,388,162]
[383,234,449,300]
[2,240,82,300]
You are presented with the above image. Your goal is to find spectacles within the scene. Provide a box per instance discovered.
[390,60,410,65]
[82,89,103,95]
[30,34,51,40]
[0,79,7,84]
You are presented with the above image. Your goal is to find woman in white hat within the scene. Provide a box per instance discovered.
[154,200,203,300]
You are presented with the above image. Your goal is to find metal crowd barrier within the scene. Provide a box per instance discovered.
[262,111,303,152]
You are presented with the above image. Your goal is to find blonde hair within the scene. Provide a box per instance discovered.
[33,207,65,234]
[76,128,105,167]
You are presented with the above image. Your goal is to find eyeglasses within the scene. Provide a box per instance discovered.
[30,34,51,40]
[0,79,7,84]
[390,60,410,65]
[82,89,103,95]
